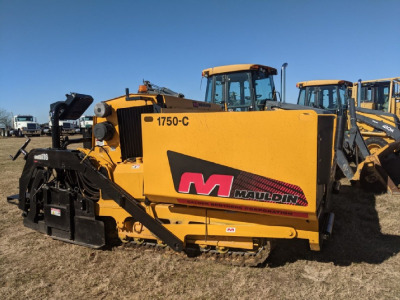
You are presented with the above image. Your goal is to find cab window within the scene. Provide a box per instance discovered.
[253,72,274,103]
[298,89,306,106]
[226,72,252,111]
[339,86,347,108]
[307,87,317,107]
[205,77,214,103]
[361,83,390,112]
[320,86,338,109]
[214,75,224,104]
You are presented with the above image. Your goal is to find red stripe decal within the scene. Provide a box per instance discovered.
[177,199,308,218]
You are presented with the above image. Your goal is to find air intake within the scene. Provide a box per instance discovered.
[117,105,154,161]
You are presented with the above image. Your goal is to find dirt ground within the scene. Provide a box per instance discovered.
[0,136,399,299]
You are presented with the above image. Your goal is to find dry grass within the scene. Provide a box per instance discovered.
[1,136,400,299]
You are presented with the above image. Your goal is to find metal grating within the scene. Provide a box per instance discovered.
[117,105,154,161]
[27,123,36,130]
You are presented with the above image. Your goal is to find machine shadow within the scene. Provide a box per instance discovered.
[266,184,400,267]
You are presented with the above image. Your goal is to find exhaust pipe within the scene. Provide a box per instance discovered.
[323,212,335,240]
[357,79,362,107]
[50,102,65,149]
[281,63,288,103]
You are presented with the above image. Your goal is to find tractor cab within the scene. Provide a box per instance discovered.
[202,64,277,111]
[296,80,352,113]
[354,78,400,114]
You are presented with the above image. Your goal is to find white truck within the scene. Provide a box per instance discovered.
[48,119,77,135]
[60,120,77,135]
[79,115,93,129]
[11,115,41,137]
[77,115,93,134]
[0,123,10,137]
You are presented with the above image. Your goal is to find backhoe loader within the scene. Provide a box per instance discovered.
[9,74,337,266]
[354,77,400,117]
[353,77,400,152]
[201,64,400,194]
[295,79,400,193]
[297,79,400,154]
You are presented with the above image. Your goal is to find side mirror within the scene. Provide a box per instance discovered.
[275,91,282,102]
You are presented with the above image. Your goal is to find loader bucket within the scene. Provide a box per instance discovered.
[355,141,400,194]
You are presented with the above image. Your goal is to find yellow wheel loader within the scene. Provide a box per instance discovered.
[295,80,400,194]
[297,79,400,154]
[352,77,400,152]
[8,76,337,266]
[354,77,400,116]
[200,64,400,194]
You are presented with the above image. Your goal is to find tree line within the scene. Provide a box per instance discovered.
[0,108,13,128]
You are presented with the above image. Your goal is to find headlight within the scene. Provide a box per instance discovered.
[94,102,112,118]
[93,122,114,141]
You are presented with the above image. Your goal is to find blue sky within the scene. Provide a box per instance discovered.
[0,0,399,123]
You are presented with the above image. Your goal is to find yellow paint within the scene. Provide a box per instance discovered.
[202,64,277,77]
[84,77,337,253]
[297,79,399,150]
[297,79,352,87]
[352,77,400,119]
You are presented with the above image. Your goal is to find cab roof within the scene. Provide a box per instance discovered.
[355,77,400,85]
[296,80,353,88]
[202,64,277,77]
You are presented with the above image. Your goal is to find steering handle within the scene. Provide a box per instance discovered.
[10,138,31,161]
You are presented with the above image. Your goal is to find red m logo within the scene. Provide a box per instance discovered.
[178,172,234,197]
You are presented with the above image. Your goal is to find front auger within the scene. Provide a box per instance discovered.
[15,148,183,250]
[9,93,183,251]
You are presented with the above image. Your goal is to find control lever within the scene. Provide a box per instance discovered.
[10,138,31,161]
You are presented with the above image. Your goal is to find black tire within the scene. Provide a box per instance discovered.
[359,166,386,194]
[99,217,121,247]
[364,137,388,154]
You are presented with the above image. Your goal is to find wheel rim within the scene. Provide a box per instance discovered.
[367,143,382,155]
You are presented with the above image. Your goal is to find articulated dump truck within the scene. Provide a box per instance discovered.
[9,82,337,266]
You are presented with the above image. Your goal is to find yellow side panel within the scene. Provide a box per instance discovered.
[360,102,375,110]
[142,110,323,219]
[113,161,145,200]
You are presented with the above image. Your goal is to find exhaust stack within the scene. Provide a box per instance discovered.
[323,212,335,240]
[281,63,288,103]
